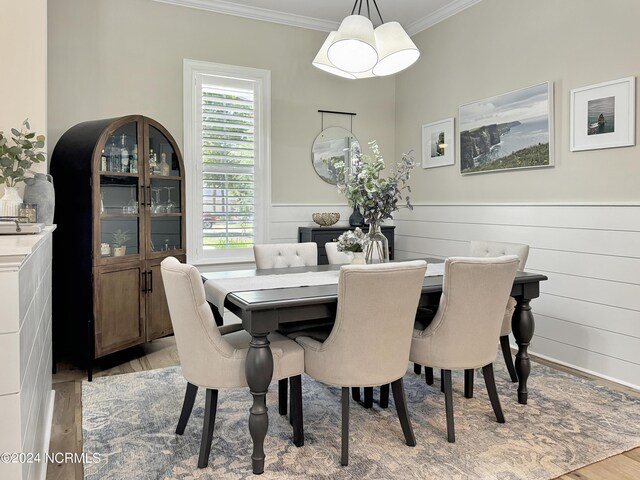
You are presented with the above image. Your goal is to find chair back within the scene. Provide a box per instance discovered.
[469,240,529,271]
[253,242,318,269]
[160,257,236,386]
[416,256,520,369]
[325,242,352,265]
[317,261,427,386]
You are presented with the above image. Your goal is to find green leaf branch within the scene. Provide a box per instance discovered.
[0,119,46,187]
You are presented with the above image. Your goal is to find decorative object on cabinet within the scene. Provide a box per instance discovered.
[312,212,340,226]
[570,76,635,152]
[348,205,364,226]
[459,82,554,174]
[50,115,186,380]
[18,203,37,223]
[299,225,395,265]
[23,172,55,224]
[312,110,360,185]
[0,186,23,217]
[422,118,455,169]
[312,0,419,79]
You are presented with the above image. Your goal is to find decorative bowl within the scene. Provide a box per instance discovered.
[312,212,340,227]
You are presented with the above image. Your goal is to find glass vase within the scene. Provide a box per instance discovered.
[365,222,389,264]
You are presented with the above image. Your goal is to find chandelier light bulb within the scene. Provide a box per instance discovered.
[327,15,378,73]
[312,32,356,79]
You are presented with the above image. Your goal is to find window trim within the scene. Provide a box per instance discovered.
[183,59,271,265]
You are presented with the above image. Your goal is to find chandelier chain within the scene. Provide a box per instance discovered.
[350,0,384,24]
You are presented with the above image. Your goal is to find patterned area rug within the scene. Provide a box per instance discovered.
[82,360,640,479]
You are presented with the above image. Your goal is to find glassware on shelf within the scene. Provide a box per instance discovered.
[100,192,105,214]
[164,186,177,213]
[149,149,159,175]
[131,144,138,173]
[123,186,138,214]
[120,134,130,173]
[151,188,165,213]
[101,149,107,171]
[159,153,171,176]
[108,136,120,172]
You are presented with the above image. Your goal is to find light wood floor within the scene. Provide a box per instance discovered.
[46,337,640,480]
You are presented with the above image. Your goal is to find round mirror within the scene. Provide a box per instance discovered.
[311,127,360,185]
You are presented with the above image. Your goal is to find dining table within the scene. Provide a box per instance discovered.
[202,259,548,475]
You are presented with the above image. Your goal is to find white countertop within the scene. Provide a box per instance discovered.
[0,225,56,259]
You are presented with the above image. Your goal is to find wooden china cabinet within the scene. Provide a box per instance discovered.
[51,115,185,379]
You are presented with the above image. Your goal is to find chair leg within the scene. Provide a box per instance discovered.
[464,369,474,399]
[391,378,416,447]
[413,363,422,375]
[425,367,434,385]
[364,387,373,408]
[500,335,518,382]
[198,389,218,468]
[443,370,455,443]
[351,387,361,402]
[341,387,350,466]
[440,369,445,393]
[482,363,505,423]
[176,382,198,435]
[279,378,288,415]
[290,375,304,447]
[380,384,389,409]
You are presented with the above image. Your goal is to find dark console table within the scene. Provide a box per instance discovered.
[298,225,395,264]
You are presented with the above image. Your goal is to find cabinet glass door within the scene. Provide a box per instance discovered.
[100,123,140,174]
[148,124,183,254]
[99,176,140,258]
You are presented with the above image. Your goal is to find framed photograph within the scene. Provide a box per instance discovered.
[570,76,636,151]
[459,81,554,175]
[422,118,455,169]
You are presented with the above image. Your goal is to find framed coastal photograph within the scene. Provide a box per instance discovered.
[459,81,554,175]
[422,118,455,169]
[570,76,636,151]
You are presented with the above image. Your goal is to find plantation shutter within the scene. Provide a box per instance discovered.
[201,79,256,250]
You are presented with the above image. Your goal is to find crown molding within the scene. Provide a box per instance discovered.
[152,0,482,35]
[151,0,339,32]
[404,0,482,36]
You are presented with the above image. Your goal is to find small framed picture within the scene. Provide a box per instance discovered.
[422,118,455,169]
[570,76,635,151]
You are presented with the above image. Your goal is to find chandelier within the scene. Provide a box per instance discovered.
[313,0,420,79]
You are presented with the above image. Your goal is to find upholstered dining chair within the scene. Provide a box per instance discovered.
[469,240,530,383]
[410,256,520,443]
[295,261,427,466]
[325,241,352,265]
[253,242,318,269]
[160,257,305,468]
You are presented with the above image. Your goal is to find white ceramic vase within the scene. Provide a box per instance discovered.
[0,186,23,217]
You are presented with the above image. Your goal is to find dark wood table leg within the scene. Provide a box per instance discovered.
[245,333,273,475]
[512,297,535,404]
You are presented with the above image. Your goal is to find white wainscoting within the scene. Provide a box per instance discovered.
[393,203,640,390]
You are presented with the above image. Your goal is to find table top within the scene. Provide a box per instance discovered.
[202,258,548,313]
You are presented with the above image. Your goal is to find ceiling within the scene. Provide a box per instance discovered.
[152,0,482,35]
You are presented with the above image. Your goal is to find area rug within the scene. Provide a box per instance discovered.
[82,359,640,479]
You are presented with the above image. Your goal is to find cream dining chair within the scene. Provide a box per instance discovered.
[469,240,530,384]
[325,241,352,265]
[160,257,305,468]
[409,256,520,443]
[295,261,427,466]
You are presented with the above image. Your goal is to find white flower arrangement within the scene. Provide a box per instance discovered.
[336,227,370,253]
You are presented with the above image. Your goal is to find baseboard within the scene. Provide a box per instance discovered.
[37,390,56,480]
[520,345,640,392]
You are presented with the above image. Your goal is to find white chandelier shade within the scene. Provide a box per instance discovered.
[327,15,378,73]
[312,32,357,80]
[372,21,420,76]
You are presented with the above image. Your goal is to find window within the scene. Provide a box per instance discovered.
[184,60,271,264]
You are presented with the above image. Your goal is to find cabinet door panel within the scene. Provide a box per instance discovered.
[146,255,183,341]
[94,264,145,357]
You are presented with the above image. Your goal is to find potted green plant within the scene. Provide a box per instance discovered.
[111,229,131,256]
[0,119,46,216]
